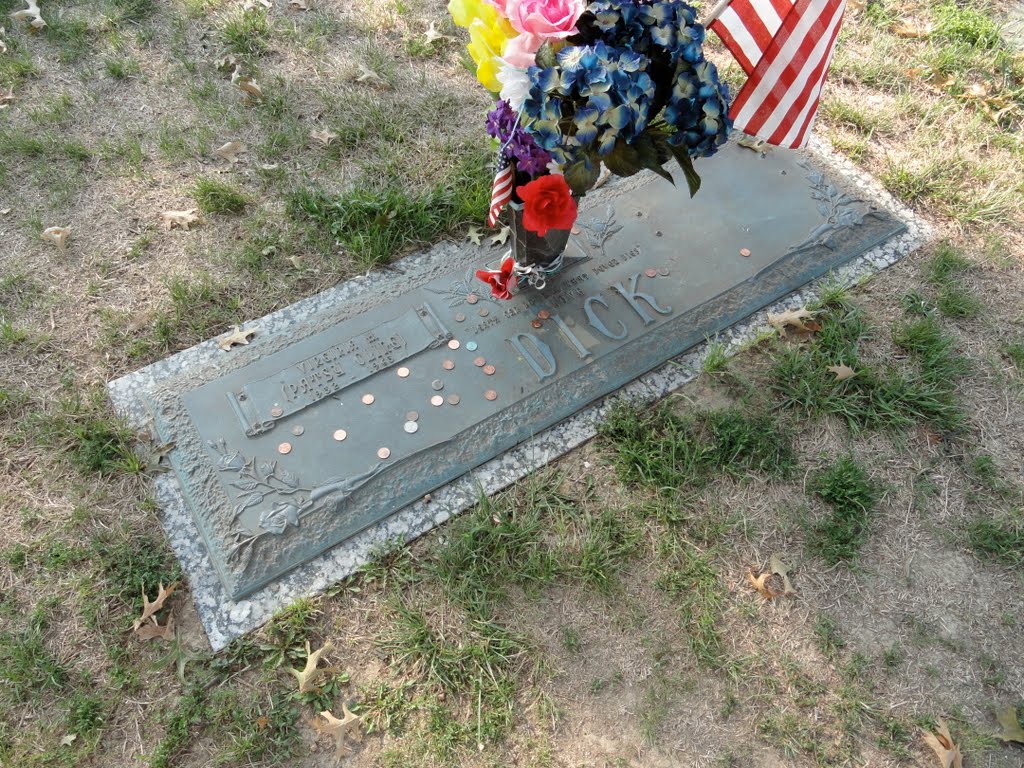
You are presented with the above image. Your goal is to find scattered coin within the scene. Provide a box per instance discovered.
[448,339,461,350]
[442,360,455,370]
[404,421,419,434]
[538,309,551,320]
[406,411,419,422]
[466,294,479,305]
[635,211,643,217]
[397,366,410,378]
[655,231,663,237]
[740,247,752,257]
[484,389,497,401]
[479,308,489,317]
[658,267,669,276]
[362,393,375,405]
[431,379,444,391]
[483,364,496,376]
[291,425,305,436]
[447,394,460,405]
[455,313,466,323]
[474,356,486,367]
[277,442,292,455]
[333,429,347,441]
[644,268,658,278]
[571,225,581,235]
[377,447,391,460]
[431,395,444,407]
[531,319,543,328]
[466,341,478,351]
[270,406,283,418]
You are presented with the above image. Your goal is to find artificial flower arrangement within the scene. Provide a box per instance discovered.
[449,0,733,299]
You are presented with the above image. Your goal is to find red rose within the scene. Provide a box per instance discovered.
[518,174,577,237]
[475,256,518,300]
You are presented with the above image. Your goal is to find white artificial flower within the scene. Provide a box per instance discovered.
[546,159,563,175]
[497,60,531,112]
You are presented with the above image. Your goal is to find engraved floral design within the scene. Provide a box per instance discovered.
[208,439,310,521]
[578,205,622,257]
[428,267,500,308]
[791,163,867,252]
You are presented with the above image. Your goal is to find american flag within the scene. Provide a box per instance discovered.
[487,153,514,228]
[709,0,847,149]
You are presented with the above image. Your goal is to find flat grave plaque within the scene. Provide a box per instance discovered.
[134,144,905,601]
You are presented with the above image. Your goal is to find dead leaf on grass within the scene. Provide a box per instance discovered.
[490,227,510,246]
[218,324,257,351]
[922,719,963,768]
[288,254,304,269]
[355,64,382,84]
[136,614,175,642]
[845,0,866,16]
[0,207,11,215]
[310,128,338,147]
[286,641,334,692]
[160,209,201,230]
[288,0,308,9]
[996,706,1024,743]
[424,22,447,44]
[231,67,263,102]
[41,226,69,250]
[828,364,857,381]
[257,162,280,171]
[467,226,483,245]
[214,141,246,163]
[0,27,7,54]
[767,306,817,337]
[747,569,782,599]
[133,582,176,631]
[892,20,933,38]
[215,54,238,72]
[60,734,77,746]
[0,87,13,109]
[313,703,362,758]
[243,0,271,8]
[10,0,46,31]
[769,553,797,596]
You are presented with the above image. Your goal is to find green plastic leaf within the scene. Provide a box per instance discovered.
[668,143,702,198]
[535,42,557,69]
[603,140,643,177]
[563,155,600,196]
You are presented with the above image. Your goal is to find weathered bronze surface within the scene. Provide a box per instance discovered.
[143,146,904,599]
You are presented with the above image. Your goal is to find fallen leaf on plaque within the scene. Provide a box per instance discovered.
[769,553,796,596]
[41,226,70,250]
[214,141,246,163]
[133,582,176,631]
[310,129,338,146]
[313,703,362,758]
[286,641,334,692]
[424,22,447,44]
[60,734,77,747]
[922,719,962,768]
[11,0,46,31]
[746,569,782,599]
[218,324,257,351]
[356,64,382,83]
[467,226,483,245]
[737,134,768,153]
[828,364,857,381]
[136,614,175,641]
[892,20,933,38]
[995,705,1024,743]
[767,306,817,337]
[490,227,510,246]
[160,209,201,230]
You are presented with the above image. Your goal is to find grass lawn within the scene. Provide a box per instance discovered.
[1,0,1023,765]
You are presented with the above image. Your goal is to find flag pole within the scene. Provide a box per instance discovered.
[703,0,732,25]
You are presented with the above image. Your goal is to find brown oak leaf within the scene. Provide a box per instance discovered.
[133,582,176,631]
[0,87,14,109]
[160,209,201,231]
[11,0,46,31]
[231,68,264,102]
[922,719,963,768]
[767,307,817,338]
[828,364,857,381]
[286,641,334,692]
[218,324,257,351]
[769,552,797,596]
[214,141,245,163]
[136,614,175,642]
[41,226,70,250]
[893,20,933,38]
[747,569,782,599]
[355,64,382,83]
[313,703,362,757]
[996,706,1024,743]
[309,129,338,147]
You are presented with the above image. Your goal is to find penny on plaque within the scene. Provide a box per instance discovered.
[361,393,375,405]
[484,390,498,401]
[406,411,419,422]
[478,308,489,317]
[332,429,347,441]
[291,425,305,436]
[397,366,410,378]
[740,247,752,257]
[483,364,496,376]
[474,356,486,367]
[447,394,460,406]
[531,319,543,329]
[466,294,479,305]
[537,309,551,320]
[270,406,283,418]
[377,447,391,460]
[455,313,466,323]
[644,268,658,278]
[277,442,292,455]
[430,395,444,407]
[448,339,461,350]
[442,360,455,370]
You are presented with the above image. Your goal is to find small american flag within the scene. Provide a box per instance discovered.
[487,153,514,228]
[709,0,847,149]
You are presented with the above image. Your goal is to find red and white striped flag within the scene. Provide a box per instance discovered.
[487,154,513,228]
[709,0,847,149]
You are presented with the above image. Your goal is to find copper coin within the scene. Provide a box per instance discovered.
[466,294,479,305]
[442,360,455,370]
[406,411,419,422]
[377,447,391,460]
[431,395,444,407]
[403,421,419,434]
[531,319,543,329]
[291,425,305,436]
[270,406,283,418]
[447,394,460,406]
[431,379,444,391]
[658,267,669,276]
[740,247,752,257]
[397,366,410,378]
[484,390,497,401]
[474,356,486,367]
[277,442,292,455]
[333,429,347,441]
[571,225,581,235]
[362,393,375,405]
[483,364,496,376]
[455,313,466,323]
[448,339,460,350]
[478,308,489,317]
[644,268,658,278]
[538,309,551,320]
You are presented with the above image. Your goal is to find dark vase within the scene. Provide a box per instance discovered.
[508,201,573,271]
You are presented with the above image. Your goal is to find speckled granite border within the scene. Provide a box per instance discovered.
[108,137,932,650]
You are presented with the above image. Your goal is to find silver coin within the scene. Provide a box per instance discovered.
[431,379,444,391]
[404,421,419,434]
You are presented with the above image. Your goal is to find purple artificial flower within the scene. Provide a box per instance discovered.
[486,99,553,178]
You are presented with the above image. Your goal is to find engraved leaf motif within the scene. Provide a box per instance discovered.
[277,469,300,488]
[232,481,260,491]
[817,202,830,216]
[256,459,277,478]
[233,493,264,518]
[260,502,299,534]
[217,451,246,471]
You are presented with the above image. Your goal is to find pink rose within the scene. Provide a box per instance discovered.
[503,33,543,68]
[505,0,585,40]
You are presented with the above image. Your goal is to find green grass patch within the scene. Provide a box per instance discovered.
[1001,339,1024,371]
[932,2,1002,49]
[193,178,247,214]
[967,514,1023,566]
[655,543,728,668]
[0,605,69,705]
[806,455,880,564]
[221,8,272,57]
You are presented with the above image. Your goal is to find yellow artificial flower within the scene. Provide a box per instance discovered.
[448,0,516,92]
